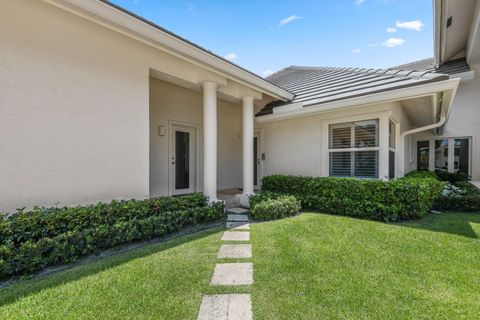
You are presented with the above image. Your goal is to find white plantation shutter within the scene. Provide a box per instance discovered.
[329,120,379,178]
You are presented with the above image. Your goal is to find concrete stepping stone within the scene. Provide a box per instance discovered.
[197,294,252,320]
[226,207,249,215]
[217,244,252,259]
[227,214,248,222]
[221,231,249,241]
[211,263,253,285]
[226,222,250,230]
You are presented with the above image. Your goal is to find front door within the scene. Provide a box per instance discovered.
[170,125,196,195]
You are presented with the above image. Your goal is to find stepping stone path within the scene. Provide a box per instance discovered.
[197,207,253,320]
[221,231,250,241]
[217,244,252,259]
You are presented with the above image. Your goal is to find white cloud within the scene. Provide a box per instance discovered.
[263,69,274,77]
[387,27,397,33]
[279,15,301,26]
[355,0,366,6]
[368,43,379,47]
[352,48,361,54]
[224,53,238,61]
[396,20,424,31]
[186,2,194,13]
[382,37,406,47]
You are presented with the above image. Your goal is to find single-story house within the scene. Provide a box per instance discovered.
[1,0,479,212]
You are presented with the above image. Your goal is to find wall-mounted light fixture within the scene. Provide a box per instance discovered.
[158,125,166,136]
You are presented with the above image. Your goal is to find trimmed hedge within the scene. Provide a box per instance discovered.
[406,171,480,212]
[261,175,443,221]
[435,170,469,183]
[250,194,301,220]
[0,194,224,279]
[434,181,480,212]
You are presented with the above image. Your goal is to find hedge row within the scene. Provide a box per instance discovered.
[0,194,224,279]
[405,171,480,211]
[260,174,443,221]
[250,194,301,220]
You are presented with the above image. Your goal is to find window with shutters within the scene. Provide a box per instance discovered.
[329,119,379,178]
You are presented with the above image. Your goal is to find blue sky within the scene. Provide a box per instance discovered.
[110,0,433,77]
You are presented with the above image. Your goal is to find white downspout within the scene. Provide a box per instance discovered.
[399,115,446,176]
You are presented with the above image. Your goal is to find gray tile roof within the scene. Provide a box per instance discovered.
[392,57,470,75]
[257,66,449,116]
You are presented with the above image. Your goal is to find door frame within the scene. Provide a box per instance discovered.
[168,121,198,195]
[254,129,264,189]
[412,134,473,177]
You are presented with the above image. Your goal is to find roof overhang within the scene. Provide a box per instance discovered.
[256,78,460,131]
[433,0,479,65]
[41,0,293,101]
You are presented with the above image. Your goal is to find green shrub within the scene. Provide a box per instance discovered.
[250,195,301,220]
[0,194,224,279]
[404,170,439,180]
[248,191,282,210]
[406,171,480,212]
[435,170,469,183]
[261,174,443,221]
[434,195,480,211]
[433,181,480,212]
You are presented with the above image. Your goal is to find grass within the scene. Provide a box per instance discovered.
[251,212,480,319]
[0,228,226,320]
[1,212,479,319]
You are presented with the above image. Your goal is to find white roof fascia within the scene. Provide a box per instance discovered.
[256,78,460,123]
[449,70,475,81]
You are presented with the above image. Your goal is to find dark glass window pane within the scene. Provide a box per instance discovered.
[454,139,469,176]
[330,126,351,149]
[175,131,190,189]
[389,121,396,149]
[355,123,377,148]
[389,151,395,179]
[417,141,429,170]
[330,152,351,176]
[435,139,448,172]
[354,151,378,178]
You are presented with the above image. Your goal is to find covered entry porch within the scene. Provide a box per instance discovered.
[148,63,288,204]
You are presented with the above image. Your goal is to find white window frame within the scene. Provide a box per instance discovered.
[321,111,392,180]
[412,135,473,178]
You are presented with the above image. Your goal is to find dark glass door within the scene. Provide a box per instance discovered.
[175,131,190,190]
[417,141,429,170]
[454,138,469,176]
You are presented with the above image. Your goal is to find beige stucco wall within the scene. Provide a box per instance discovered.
[255,102,410,179]
[149,78,242,197]
[0,0,244,212]
[412,64,480,180]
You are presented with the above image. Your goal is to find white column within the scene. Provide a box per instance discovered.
[242,96,255,195]
[378,116,390,180]
[202,81,218,201]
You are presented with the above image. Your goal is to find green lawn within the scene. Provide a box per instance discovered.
[0,228,226,320]
[1,213,479,319]
[251,212,480,319]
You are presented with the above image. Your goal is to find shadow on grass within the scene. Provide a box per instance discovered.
[393,212,480,239]
[0,226,223,307]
